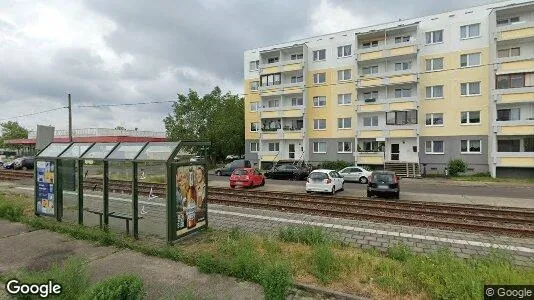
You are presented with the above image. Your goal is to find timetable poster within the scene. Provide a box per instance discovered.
[36,161,55,216]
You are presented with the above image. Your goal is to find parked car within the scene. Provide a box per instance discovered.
[14,157,34,170]
[215,159,251,176]
[3,158,18,169]
[305,169,344,194]
[339,166,372,183]
[367,170,400,199]
[229,168,265,188]
[264,164,309,180]
[225,154,244,161]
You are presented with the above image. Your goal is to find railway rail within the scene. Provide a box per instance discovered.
[2,170,534,237]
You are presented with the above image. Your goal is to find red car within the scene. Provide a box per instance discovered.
[229,168,265,188]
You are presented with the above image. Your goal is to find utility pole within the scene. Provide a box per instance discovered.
[68,94,72,142]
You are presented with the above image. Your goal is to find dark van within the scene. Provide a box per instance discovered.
[215,159,251,176]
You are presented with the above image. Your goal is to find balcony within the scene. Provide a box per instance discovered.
[357,125,417,139]
[356,97,417,112]
[260,106,305,118]
[496,21,534,42]
[494,120,534,135]
[494,87,534,104]
[260,61,305,75]
[355,152,384,165]
[358,73,417,88]
[357,41,418,62]
[495,152,534,167]
[496,59,534,75]
[258,82,305,95]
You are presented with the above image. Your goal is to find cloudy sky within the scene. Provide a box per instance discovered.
[0,0,503,133]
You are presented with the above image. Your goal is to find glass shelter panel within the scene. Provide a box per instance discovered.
[59,143,93,158]
[37,143,71,157]
[107,143,146,160]
[136,142,179,161]
[81,143,118,159]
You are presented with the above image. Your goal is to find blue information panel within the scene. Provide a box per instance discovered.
[36,161,55,216]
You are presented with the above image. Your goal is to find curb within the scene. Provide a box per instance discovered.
[293,282,370,300]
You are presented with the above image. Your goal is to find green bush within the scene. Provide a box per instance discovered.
[82,274,143,300]
[278,226,331,246]
[448,159,467,176]
[318,160,352,171]
[313,244,340,284]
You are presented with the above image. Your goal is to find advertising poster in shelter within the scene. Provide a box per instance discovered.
[36,161,55,216]
[175,165,207,235]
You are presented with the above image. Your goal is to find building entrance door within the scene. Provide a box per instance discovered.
[391,144,400,161]
[288,144,295,159]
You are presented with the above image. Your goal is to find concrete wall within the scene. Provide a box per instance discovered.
[496,167,534,178]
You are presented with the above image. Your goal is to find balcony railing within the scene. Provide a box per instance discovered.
[27,128,166,139]
[495,21,534,41]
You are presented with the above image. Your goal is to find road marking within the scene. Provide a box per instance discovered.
[17,186,534,254]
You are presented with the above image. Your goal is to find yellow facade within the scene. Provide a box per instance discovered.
[244,79,260,140]
[306,68,356,139]
[499,27,534,41]
[419,48,490,137]
[389,129,416,138]
[499,125,534,135]
[500,60,534,72]
[501,92,534,104]
[498,157,534,167]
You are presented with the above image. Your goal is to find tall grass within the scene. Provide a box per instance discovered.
[278,226,332,246]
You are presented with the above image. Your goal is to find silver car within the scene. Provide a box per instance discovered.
[339,166,372,184]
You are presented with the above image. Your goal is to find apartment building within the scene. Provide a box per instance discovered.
[243,0,534,178]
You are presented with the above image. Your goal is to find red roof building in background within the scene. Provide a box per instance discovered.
[5,128,167,145]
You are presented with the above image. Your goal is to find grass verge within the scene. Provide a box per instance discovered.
[1,191,533,300]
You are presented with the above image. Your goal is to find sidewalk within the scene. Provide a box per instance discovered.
[0,220,263,300]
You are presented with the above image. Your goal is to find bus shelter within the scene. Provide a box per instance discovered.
[34,141,210,242]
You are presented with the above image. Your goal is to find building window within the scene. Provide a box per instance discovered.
[337,45,352,57]
[363,91,379,101]
[425,140,444,154]
[250,102,259,112]
[498,47,520,58]
[250,122,260,132]
[267,57,279,64]
[461,111,480,124]
[291,97,303,106]
[313,142,327,153]
[337,142,352,153]
[394,62,411,71]
[337,93,351,105]
[250,81,259,91]
[363,116,379,127]
[338,69,351,81]
[362,66,379,75]
[497,108,520,121]
[260,73,281,86]
[497,139,520,152]
[496,73,532,89]
[268,142,279,152]
[426,58,444,71]
[394,88,411,98]
[313,49,326,61]
[461,82,481,96]
[425,113,443,126]
[267,99,279,108]
[426,85,444,99]
[290,53,303,60]
[362,40,379,48]
[313,96,326,107]
[386,110,417,125]
[290,71,304,83]
[497,16,520,26]
[460,23,480,39]
[313,119,327,130]
[460,53,481,67]
[395,36,410,44]
[337,117,351,129]
[313,72,326,84]
[249,60,259,71]
[250,142,259,152]
[425,30,443,44]
[362,141,384,152]
[461,140,481,153]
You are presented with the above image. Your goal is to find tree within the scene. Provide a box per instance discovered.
[164,87,244,162]
[0,121,29,148]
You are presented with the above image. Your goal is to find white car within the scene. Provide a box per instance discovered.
[305,169,344,194]
[339,166,372,184]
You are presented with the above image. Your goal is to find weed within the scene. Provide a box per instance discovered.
[312,244,340,284]
[387,242,413,262]
[82,274,143,300]
[260,262,293,300]
[278,226,331,246]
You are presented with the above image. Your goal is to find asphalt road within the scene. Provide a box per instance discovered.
[207,175,534,199]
